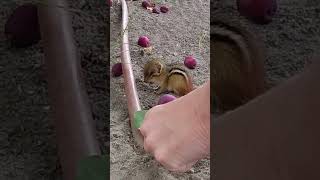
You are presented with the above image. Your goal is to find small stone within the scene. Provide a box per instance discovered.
[43,105,50,110]
[140,46,154,56]
[152,7,161,14]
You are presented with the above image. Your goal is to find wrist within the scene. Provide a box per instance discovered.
[190,81,211,154]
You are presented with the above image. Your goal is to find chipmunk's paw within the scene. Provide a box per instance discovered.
[156,88,172,95]
[156,88,165,95]
[148,84,160,90]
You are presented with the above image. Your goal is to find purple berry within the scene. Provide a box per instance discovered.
[158,94,176,105]
[5,3,41,48]
[142,1,151,9]
[237,0,277,24]
[184,56,197,69]
[107,0,112,6]
[138,36,150,47]
[112,63,123,77]
[160,6,169,13]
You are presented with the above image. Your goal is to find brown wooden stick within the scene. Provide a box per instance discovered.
[38,0,101,179]
[120,0,144,148]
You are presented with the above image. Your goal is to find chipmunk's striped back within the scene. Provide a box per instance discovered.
[167,66,194,93]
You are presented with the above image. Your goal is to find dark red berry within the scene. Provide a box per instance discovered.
[138,36,150,47]
[184,56,197,69]
[142,1,151,9]
[107,0,112,6]
[237,0,277,24]
[4,3,41,48]
[112,63,123,77]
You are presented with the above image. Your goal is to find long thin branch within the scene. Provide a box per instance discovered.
[120,0,144,148]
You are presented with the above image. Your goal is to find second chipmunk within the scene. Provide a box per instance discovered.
[143,59,193,97]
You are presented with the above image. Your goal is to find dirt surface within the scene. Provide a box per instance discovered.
[0,0,108,179]
[213,0,320,86]
[110,0,210,179]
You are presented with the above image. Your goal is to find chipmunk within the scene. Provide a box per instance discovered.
[211,15,267,111]
[143,59,193,97]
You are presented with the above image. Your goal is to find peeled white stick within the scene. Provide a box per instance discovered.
[120,0,144,148]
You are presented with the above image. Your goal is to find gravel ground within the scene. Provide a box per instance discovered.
[214,0,320,86]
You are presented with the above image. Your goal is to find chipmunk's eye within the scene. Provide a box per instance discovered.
[148,71,154,77]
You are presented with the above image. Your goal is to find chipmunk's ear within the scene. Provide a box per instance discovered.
[156,63,163,74]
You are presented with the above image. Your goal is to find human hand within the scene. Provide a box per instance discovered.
[139,83,210,172]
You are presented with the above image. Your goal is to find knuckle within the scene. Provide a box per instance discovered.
[154,150,186,171]
[154,150,168,165]
[154,152,165,164]
[168,162,186,172]
[143,136,154,153]
[139,126,147,136]
[170,163,182,171]
[144,135,152,145]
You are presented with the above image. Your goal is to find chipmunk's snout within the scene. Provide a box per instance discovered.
[144,76,150,83]
[144,76,156,84]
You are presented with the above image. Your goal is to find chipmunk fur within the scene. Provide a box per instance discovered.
[144,59,193,97]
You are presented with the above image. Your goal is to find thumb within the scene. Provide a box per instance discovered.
[167,161,197,173]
